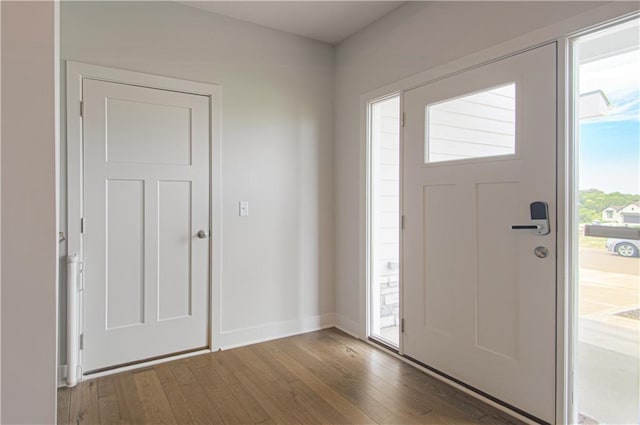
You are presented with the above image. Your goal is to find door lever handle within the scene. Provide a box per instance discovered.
[510,201,550,235]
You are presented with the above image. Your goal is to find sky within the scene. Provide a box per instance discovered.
[578,41,640,195]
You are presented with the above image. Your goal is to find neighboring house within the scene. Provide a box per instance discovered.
[620,202,640,224]
[602,202,640,224]
[602,205,623,222]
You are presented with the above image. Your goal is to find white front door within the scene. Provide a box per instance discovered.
[402,43,557,422]
[82,79,210,372]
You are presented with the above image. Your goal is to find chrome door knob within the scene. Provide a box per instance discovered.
[197,230,210,239]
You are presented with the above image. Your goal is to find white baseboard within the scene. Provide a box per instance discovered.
[334,314,361,339]
[57,365,68,388]
[216,312,336,350]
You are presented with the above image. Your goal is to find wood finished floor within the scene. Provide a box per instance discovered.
[57,328,524,425]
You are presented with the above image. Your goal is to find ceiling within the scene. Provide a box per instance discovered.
[182,1,405,44]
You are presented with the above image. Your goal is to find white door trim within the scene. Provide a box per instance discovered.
[65,61,223,380]
[358,3,639,424]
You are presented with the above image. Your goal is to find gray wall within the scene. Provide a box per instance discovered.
[1,1,58,423]
[59,0,335,367]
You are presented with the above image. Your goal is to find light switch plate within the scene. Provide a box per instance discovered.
[239,201,249,217]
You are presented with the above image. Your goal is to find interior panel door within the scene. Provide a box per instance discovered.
[402,43,557,423]
[82,79,210,372]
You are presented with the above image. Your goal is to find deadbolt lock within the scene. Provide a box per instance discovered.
[534,246,549,258]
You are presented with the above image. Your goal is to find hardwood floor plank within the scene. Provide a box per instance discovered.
[194,348,245,387]
[237,357,353,425]
[187,354,269,424]
[57,328,525,425]
[235,371,301,424]
[272,337,419,424]
[112,372,146,425]
[287,379,354,424]
[227,381,275,424]
[258,378,324,424]
[97,374,117,399]
[167,360,225,424]
[250,342,300,383]
[155,363,198,424]
[294,331,435,418]
[133,369,178,425]
[68,379,100,425]
[98,395,120,425]
[264,341,377,424]
[324,329,509,423]
[56,387,71,425]
[231,345,281,384]
[190,365,254,424]
[282,335,432,422]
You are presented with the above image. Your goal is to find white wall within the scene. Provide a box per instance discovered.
[333,1,611,334]
[59,0,334,363]
[1,1,58,423]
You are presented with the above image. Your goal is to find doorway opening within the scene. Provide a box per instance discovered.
[571,16,639,425]
[367,94,401,348]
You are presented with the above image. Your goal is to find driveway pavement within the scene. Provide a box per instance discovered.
[579,247,640,276]
[577,247,639,424]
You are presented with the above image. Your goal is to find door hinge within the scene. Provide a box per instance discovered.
[80,101,84,117]
[80,218,84,234]
[401,112,405,128]
[78,262,85,291]
[401,318,405,333]
[401,215,405,230]
[79,333,85,350]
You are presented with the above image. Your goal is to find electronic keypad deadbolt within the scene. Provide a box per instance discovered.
[511,201,550,235]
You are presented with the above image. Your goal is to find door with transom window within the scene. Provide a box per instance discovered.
[402,43,557,423]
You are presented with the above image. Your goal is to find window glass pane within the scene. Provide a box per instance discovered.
[369,95,400,347]
[426,83,516,163]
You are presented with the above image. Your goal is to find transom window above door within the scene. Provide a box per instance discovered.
[425,83,516,163]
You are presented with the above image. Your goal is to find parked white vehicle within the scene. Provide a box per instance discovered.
[606,238,640,257]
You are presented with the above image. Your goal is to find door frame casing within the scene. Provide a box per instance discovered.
[357,3,640,424]
[65,61,223,380]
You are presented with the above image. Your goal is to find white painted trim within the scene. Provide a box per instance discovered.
[398,90,405,357]
[335,313,361,338]
[556,34,573,425]
[57,366,68,388]
[216,313,336,350]
[357,3,639,425]
[64,61,222,382]
[358,94,368,342]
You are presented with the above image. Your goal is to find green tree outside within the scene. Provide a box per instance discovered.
[578,189,640,224]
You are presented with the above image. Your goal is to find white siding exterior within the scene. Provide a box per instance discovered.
[426,84,516,163]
